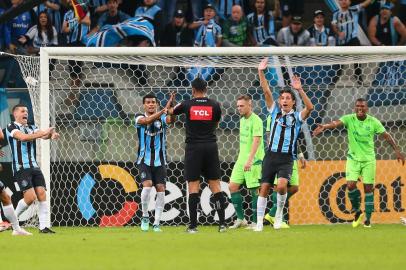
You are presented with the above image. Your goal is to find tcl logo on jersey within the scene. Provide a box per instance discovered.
[190,106,213,121]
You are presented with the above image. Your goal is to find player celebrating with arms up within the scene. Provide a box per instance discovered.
[313,98,405,227]
[256,58,314,231]
[135,93,175,232]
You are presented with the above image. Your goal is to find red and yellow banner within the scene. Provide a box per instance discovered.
[290,160,406,224]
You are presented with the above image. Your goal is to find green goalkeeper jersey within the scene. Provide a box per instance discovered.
[339,113,386,162]
[237,112,265,163]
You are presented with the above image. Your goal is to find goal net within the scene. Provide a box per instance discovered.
[8,47,406,226]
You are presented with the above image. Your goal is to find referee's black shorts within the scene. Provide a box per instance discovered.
[261,151,293,184]
[184,142,221,182]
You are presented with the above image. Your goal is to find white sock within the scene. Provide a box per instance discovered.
[141,187,152,218]
[0,208,3,222]
[275,193,287,222]
[15,199,29,218]
[38,201,50,230]
[256,196,267,226]
[2,204,21,231]
[154,192,165,226]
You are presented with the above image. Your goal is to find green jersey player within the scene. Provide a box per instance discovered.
[313,98,405,227]
[229,94,265,229]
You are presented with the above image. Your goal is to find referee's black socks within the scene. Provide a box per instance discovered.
[213,192,226,226]
[188,193,199,229]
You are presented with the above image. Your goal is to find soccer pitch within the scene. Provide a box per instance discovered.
[1,225,406,270]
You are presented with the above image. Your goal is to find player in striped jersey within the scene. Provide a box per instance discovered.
[135,93,175,232]
[255,58,314,231]
[308,10,335,46]
[6,104,59,234]
[247,0,280,46]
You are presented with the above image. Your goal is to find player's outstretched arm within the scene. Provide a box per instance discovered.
[13,127,54,142]
[380,132,405,165]
[258,58,274,109]
[165,92,177,124]
[312,120,344,137]
[290,75,314,120]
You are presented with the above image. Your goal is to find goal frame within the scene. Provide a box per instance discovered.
[39,46,406,224]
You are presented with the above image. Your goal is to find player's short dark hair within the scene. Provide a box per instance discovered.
[191,77,207,93]
[143,94,157,104]
[12,103,28,113]
[279,89,296,102]
[355,98,367,104]
[237,94,252,101]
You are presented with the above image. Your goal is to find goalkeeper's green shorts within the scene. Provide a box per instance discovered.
[273,160,299,186]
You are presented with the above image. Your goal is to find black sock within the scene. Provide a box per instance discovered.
[213,192,226,226]
[188,193,199,228]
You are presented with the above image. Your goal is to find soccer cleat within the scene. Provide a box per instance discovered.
[218,225,227,233]
[12,228,33,236]
[0,221,12,232]
[264,213,275,226]
[153,225,162,232]
[253,223,263,232]
[401,217,406,225]
[352,211,364,228]
[229,219,248,229]
[186,227,198,234]
[39,227,56,234]
[274,221,290,230]
[245,222,257,230]
[364,220,372,228]
[141,217,149,232]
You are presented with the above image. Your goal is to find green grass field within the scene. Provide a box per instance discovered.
[1,225,406,270]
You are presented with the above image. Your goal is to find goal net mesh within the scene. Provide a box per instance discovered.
[10,50,406,226]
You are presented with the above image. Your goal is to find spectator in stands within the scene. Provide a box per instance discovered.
[280,0,304,17]
[90,0,108,28]
[0,8,6,51]
[157,0,176,26]
[190,4,222,47]
[247,0,280,46]
[368,3,406,46]
[62,0,90,91]
[161,9,194,46]
[34,1,62,34]
[89,0,130,35]
[135,0,163,45]
[277,15,310,46]
[222,4,248,46]
[308,10,335,46]
[161,9,194,87]
[400,0,406,24]
[211,0,244,23]
[119,0,142,17]
[18,11,58,55]
[331,0,373,46]
[5,0,34,54]
[331,0,373,85]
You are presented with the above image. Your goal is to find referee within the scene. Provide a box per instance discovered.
[170,77,226,233]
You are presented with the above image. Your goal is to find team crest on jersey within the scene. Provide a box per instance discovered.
[154,120,162,129]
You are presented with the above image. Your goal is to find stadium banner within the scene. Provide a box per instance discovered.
[1,160,404,226]
[290,160,406,225]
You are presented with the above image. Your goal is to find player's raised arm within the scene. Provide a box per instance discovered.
[165,92,177,124]
[290,75,314,120]
[258,58,274,110]
[312,120,344,137]
[380,132,405,165]
[12,127,54,142]
[136,94,169,126]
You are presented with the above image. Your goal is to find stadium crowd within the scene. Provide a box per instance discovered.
[0,0,406,55]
